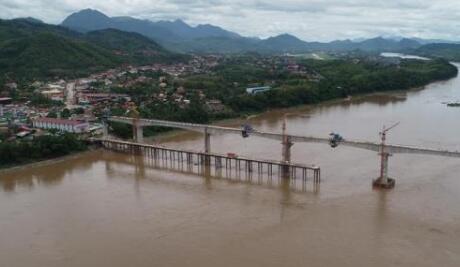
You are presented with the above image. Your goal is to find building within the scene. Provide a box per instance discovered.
[41,89,64,101]
[0,98,13,117]
[205,99,226,113]
[0,97,12,105]
[77,93,130,104]
[33,118,89,133]
[246,86,272,95]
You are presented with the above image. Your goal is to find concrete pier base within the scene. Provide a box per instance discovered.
[373,177,396,189]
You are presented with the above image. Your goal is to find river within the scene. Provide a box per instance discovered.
[1,62,460,267]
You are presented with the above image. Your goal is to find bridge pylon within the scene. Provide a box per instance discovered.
[132,119,144,143]
[204,127,211,166]
[281,136,293,176]
[373,123,399,189]
[373,150,395,189]
[281,114,294,177]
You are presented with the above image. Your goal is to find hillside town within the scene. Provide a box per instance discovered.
[0,55,225,140]
[0,53,339,141]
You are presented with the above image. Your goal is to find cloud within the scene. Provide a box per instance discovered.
[0,0,459,41]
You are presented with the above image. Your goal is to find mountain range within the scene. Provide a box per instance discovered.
[61,9,447,54]
[2,8,460,85]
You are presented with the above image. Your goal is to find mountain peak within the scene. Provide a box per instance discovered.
[77,9,109,17]
[14,17,44,24]
[61,9,112,32]
[173,19,188,26]
[268,33,302,42]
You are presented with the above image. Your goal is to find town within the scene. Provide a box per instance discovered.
[0,54,222,139]
[0,53,329,141]
[0,51,415,143]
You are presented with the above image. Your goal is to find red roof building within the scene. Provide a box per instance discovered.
[33,118,89,133]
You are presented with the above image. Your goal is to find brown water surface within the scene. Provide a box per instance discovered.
[1,63,460,267]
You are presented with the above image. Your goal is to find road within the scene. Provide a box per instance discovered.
[65,81,76,108]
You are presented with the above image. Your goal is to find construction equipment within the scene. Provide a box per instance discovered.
[241,124,254,138]
[329,132,344,148]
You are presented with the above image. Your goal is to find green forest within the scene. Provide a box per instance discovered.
[235,58,456,113]
[179,57,458,113]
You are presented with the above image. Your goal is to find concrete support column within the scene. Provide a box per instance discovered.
[281,135,293,177]
[373,151,395,188]
[204,128,211,165]
[204,128,211,153]
[135,125,144,143]
[102,122,108,139]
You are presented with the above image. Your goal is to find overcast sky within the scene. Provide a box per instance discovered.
[1,0,460,41]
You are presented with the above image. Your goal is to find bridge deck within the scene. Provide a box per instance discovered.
[108,116,460,158]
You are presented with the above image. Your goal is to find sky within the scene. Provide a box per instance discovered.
[1,0,460,41]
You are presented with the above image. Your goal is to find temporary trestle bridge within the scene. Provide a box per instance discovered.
[100,139,321,183]
[105,116,460,189]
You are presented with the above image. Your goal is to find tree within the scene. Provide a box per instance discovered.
[61,108,71,119]
[47,111,58,118]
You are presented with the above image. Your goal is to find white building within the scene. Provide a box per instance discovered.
[33,118,89,133]
[246,86,272,94]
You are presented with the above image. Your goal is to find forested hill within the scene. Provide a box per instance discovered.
[84,29,185,64]
[0,19,184,85]
[0,31,118,81]
[414,43,460,62]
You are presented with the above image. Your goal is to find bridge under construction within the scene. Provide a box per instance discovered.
[105,116,460,189]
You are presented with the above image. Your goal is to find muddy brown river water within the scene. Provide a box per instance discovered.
[1,62,460,267]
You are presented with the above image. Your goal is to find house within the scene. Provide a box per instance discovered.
[33,118,89,133]
[205,99,225,112]
[246,86,272,95]
[41,89,64,101]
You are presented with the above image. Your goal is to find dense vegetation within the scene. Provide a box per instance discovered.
[168,56,458,114]
[0,134,87,168]
[414,43,460,62]
[0,32,119,82]
[229,59,457,112]
[84,29,188,64]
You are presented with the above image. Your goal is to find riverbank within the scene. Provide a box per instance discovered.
[0,147,100,175]
[0,134,89,172]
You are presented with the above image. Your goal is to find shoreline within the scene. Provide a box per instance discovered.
[143,85,428,142]
[145,64,459,142]
[0,147,100,175]
[2,68,458,171]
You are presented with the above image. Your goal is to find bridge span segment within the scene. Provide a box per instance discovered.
[107,116,460,188]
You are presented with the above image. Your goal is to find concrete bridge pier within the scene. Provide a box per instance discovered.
[102,122,108,139]
[133,124,144,143]
[373,151,395,189]
[281,136,293,176]
[204,128,211,165]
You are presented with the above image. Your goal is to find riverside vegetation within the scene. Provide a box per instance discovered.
[0,134,87,169]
